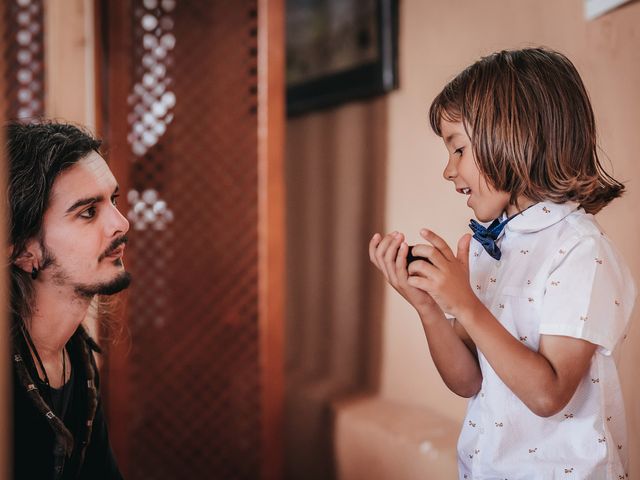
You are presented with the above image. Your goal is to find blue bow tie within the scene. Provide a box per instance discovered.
[469,215,517,260]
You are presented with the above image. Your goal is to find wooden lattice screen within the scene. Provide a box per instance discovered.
[3,0,45,120]
[100,0,284,478]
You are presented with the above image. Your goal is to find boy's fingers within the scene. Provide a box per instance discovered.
[369,233,382,266]
[457,234,472,272]
[396,241,410,280]
[407,275,429,292]
[384,233,404,284]
[407,259,436,278]
[375,232,398,278]
[420,229,455,261]
[411,243,446,268]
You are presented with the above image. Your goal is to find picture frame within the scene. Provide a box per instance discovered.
[584,0,633,19]
[286,0,399,116]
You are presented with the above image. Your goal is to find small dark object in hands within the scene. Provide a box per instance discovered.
[406,246,433,267]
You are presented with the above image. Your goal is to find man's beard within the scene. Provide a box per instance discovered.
[39,239,132,299]
[74,271,132,298]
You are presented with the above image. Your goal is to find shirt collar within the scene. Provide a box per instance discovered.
[503,201,580,234]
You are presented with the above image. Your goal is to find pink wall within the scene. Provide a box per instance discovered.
[380,0,640,472]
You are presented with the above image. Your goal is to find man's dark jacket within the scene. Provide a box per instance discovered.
[12,324,123,480]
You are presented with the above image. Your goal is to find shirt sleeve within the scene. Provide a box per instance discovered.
[538,233,636,355]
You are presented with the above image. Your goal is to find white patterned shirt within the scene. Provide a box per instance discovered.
[457,201,636,480]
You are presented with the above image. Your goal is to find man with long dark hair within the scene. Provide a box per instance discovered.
[8,121,129,479]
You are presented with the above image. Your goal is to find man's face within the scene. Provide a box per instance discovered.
[39,151,131,297]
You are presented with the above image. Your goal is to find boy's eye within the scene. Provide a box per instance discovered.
[80,206,96,219]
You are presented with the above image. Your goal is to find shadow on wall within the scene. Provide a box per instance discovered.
[284,97,388,480]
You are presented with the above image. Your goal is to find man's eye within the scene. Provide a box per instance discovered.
[80,206,96,219]
[111,195,119,206]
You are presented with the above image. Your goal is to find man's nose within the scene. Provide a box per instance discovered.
[109,204,130,236]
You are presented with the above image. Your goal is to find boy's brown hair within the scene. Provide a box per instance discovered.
[429,47,623,214]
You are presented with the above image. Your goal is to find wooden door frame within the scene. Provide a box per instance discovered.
[257,0,285,478]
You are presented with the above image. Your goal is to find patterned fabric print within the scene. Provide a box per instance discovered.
[457,201,636,480]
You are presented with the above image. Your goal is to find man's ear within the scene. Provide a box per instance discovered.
[11,240,41,273]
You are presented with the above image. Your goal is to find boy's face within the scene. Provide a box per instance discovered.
[37,151,131,297]
[439,119,512,222]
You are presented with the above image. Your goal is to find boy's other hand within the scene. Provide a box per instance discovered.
[369,231,443,319]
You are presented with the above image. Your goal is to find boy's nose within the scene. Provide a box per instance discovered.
[443,161,457,181]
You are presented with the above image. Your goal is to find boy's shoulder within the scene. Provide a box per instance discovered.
[508,202,603,248]
[552,207,635,289]
[563,208,602,237]
[512,203,627,269]
[541,207,619,261]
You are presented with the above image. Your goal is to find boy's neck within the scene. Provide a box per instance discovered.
[505,197,537,217]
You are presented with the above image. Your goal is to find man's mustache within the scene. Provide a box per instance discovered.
[99,235,129,262]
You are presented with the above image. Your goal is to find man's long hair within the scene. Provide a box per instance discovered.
[7,120,102,322]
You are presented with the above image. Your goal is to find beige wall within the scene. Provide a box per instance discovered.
[379,0,640,471]
[285,99,388,479]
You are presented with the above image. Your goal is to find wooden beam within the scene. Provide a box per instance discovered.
[44,0,96,129]
[258,0,286,478]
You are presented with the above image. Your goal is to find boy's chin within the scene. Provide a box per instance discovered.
[472,206,506,223]
[473,211,497,223]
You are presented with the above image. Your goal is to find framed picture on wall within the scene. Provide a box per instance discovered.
[286,0,399,116]
[584,0,633,19]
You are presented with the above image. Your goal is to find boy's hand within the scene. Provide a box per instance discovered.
[369,231,442,318]
[406,229,481,318]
